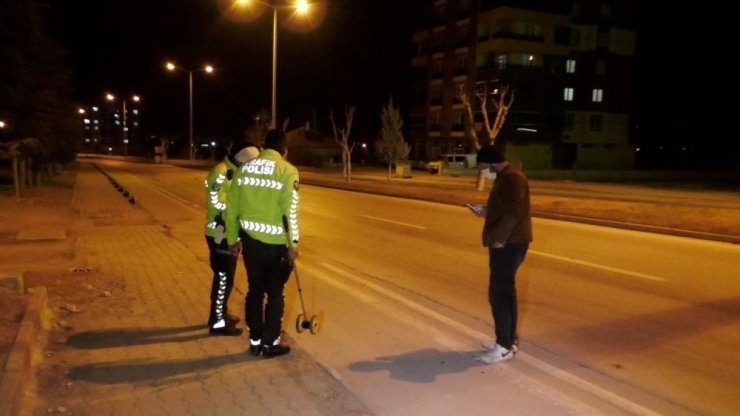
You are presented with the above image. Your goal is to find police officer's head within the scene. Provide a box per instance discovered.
[264,129,288,156]
[229,140,259,166]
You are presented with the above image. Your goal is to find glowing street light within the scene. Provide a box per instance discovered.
[166,61,215,161]
[232,0,313,129]
[106,93,141,157]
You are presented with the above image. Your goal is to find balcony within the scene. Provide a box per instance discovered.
[490,32,545,43]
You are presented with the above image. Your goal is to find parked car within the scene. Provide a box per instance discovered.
[425,154,477,175]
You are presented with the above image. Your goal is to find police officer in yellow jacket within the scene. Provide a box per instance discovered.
[226,129,299,357]
[205,143,259,336]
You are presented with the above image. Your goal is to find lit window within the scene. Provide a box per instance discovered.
[592,89,604,102]
[563,88,574,101]
[497,54,507,69]
[566,59,576,73]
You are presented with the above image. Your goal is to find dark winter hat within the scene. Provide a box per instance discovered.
[476,145,507,164]
[264,129,287,153]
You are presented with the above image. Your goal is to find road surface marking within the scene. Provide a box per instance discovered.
[318,261,663,416]
[530,250,668,282]
[360,215,427,230]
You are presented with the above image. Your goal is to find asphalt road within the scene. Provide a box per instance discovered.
[96,158,740,415]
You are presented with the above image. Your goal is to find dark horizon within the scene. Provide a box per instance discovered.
[44,0,739,168]
[46,0,416,146]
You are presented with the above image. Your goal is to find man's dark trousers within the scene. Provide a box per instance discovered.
[488,243,529,349]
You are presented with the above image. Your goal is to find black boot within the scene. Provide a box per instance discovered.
[208,313,241,328]
[249,345,262,356]
[261,343,290,358]
[209,323,243,336]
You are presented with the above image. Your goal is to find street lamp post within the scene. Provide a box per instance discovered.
[166,62,214,161]
[106,93,140,157]
[234,0,311,129]
[271,5,277,129]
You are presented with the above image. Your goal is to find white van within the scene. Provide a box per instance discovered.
[425,154,477,174]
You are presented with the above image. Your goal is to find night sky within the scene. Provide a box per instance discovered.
[45,0,417,143]
[44,1,738,164]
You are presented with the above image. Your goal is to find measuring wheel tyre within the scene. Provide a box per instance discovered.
[295,314,306,333]
[309,314,321,334]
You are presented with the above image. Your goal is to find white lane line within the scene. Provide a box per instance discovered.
[530,250,668,282]
[307,266,466,350]
[319,261,663,416]
[135,177,202,214]
[360,215,427,230]
[323,262,487,342]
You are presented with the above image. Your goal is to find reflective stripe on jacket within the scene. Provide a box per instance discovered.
[204,156,239,238]
[225,148,299,246]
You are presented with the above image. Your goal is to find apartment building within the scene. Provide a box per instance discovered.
[79,100,142,156]
[409,0,637,169]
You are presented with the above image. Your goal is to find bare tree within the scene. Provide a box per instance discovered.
[330,106,356,183]
[460,84,515,190]
[245,109,271,145]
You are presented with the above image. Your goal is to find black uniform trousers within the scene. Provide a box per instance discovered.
[240,231,292,346]
[206,235,238,327]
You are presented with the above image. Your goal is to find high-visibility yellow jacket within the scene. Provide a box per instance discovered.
[225,148,300,247]
[204,156,240,239]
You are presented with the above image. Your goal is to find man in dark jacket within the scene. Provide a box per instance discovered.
[468,145,532,364]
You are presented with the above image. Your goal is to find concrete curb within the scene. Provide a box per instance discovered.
[0,287,48,416]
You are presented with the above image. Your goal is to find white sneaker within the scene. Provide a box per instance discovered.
[482,339,518,353]
[476,343,514,364]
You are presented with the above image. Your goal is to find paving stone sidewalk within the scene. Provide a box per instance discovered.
[31,163,370,415]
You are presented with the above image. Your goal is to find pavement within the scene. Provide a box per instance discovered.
[1,161,370,416]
